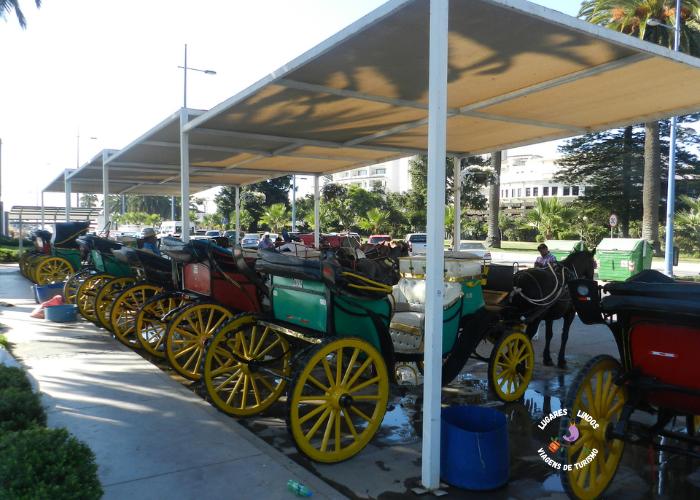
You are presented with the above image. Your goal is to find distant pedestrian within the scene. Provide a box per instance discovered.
[281,228,291,242]
[534,243,556,268]
[258,232,274,250]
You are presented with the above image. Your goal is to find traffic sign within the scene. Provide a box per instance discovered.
[609,214,618,227]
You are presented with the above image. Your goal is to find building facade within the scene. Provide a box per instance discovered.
[498,152,585,210]
[328,156,413,193]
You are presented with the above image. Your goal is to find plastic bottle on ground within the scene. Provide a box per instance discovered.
[287,479,312,497]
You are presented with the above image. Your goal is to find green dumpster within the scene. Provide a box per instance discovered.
[596,238,653,281]
[544,240,586,261]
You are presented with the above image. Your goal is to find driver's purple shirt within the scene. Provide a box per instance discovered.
[535,252,557,268]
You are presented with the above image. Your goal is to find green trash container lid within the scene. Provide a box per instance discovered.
[596,238,646,252]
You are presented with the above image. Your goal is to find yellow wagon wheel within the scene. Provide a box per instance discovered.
[63,268,97,305]
[23,254,42,281]
[561,355,626,500]
[33,256,74,285]
[19,251,36,278]
[95,277,136,331]
[203,315,291,417]
[288,337,389,463]
[135,292,191,358]
[488,329,534,402]
[110,283,163,349]
[165,303,234,381]
[76,274,114,322]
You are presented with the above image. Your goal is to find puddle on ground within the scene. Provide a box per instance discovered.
[376,393,420,445]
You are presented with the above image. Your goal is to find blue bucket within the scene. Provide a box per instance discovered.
[440,406,509,490]
[33,283,65,303]
[45,304,78,323]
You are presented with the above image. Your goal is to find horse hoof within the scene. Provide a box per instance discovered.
[543,358,554,367]
[557,359,567,369]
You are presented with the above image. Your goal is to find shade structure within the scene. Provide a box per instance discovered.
[184,0,700,169]
[177,0,700,491]
[41,111,291,197]
[9,206,101,224]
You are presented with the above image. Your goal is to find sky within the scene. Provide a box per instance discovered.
[0,0,582,209]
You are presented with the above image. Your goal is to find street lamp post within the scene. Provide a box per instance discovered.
[178,44,216,242]
[76,132,97,207]
[178,44,217,109]
[291,175,308,232]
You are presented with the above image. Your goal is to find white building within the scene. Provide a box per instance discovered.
[328,156,413,193]
[498,152,585,209]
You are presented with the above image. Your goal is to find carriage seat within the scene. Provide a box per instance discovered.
[255,250,323,282]
[390,279,463,352]
[392,278,463,313]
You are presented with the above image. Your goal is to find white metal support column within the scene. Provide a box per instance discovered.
[235,186,241,245]
[102,150,110,228]
[40,192,45,229]
[313,175,320,248]
[664,0,682,276]
[453,156,461,249]
[180,108,191,242]
[422,0,449,491]
[65,174,72,222]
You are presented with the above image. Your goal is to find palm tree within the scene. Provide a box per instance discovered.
[486,151,502,248]
[1,0,41,28]
[579,0,700,253]
[259,203,289,232]
[674,195,700,253]
[525,197,575,240]
[357,208,389,234]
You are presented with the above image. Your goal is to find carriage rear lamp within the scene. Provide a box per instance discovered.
[576,284,589,296]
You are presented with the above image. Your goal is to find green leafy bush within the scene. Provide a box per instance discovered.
[0,427,102,500]
[0,333,9,350]
[0,365,32,392]
[0,387,46,432]
[0,248,17,262]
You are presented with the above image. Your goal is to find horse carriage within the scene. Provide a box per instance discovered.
[196,246,596,463]
[19,222,90,285]
[559,270,700,499]
[131,237,265,379]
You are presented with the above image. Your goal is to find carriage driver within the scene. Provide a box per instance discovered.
[534,243,557,268]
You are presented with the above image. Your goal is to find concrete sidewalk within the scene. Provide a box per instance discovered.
[0,264,345,500]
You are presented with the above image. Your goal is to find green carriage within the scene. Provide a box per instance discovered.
[201,250,532,463]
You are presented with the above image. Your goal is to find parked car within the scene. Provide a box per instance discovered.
[223,230,237,242]
[458,241,492,262]
[205,230,221,237]
[241,233,260,249]
[368,234,392,245]
[404,233,427,255]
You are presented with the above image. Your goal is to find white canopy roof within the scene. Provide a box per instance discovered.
[183,0,700,174]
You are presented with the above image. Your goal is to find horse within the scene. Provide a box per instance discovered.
[512,250,597,369]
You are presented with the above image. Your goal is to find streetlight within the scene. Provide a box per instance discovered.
[76,132,97,207]
[648,2,682,275]
[177,43,216,109]
[178,44,216,236]
[291,175,308,231]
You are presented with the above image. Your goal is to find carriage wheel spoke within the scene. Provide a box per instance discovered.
[305,407,332,441]
[320,409,335,452]
[299,402,329,425]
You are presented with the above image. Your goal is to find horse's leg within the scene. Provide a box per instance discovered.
[558,308,576,369]
[543,318,554,366]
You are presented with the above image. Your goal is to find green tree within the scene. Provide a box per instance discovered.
[675,195,700,254]
[79,194,98,208]
[407,155,490,231]
[525,198,575,240]
[259,203,289,232]
[486,152,502,248]
[358,208,390,234]
[1,0,40,28]
[579,0,700,252]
